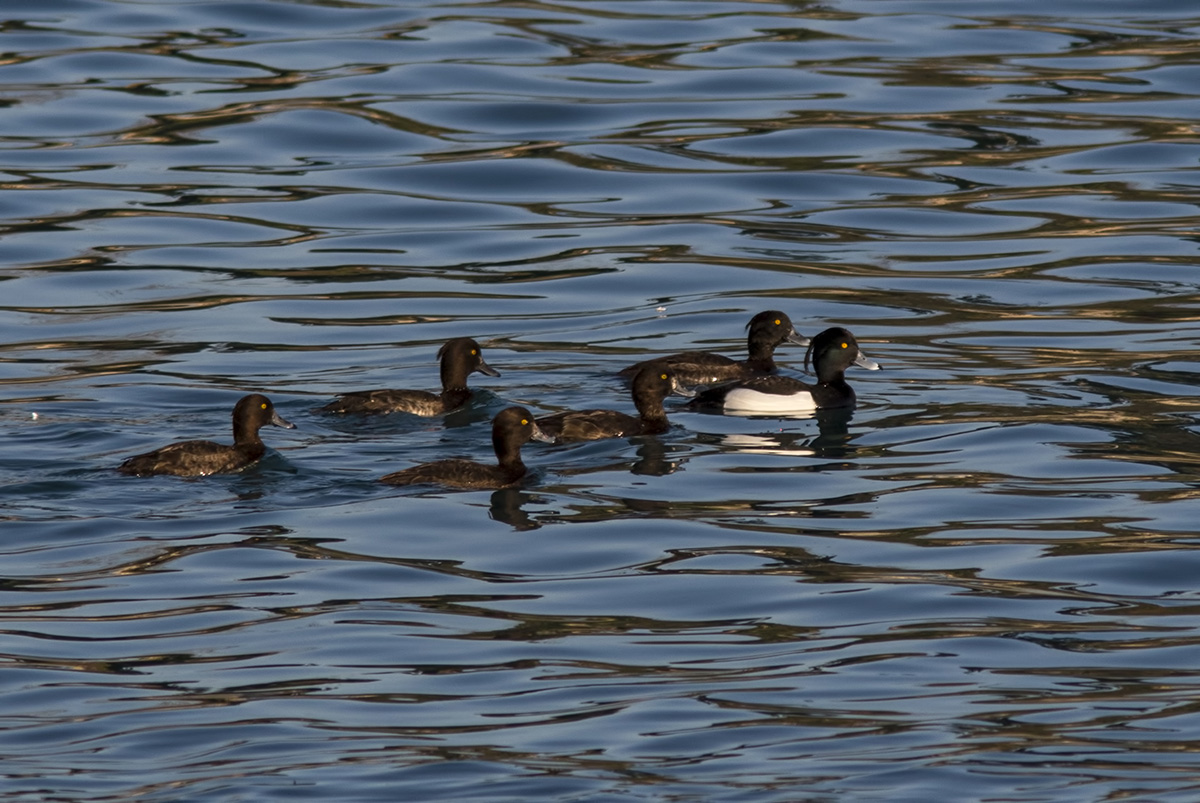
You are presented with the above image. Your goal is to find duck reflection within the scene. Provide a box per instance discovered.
[718,407,858,460]
[547,436,690,482]
[630,435,684,476]
[488,488,542,530]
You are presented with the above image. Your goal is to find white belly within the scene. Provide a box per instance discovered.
[721,388,817,414]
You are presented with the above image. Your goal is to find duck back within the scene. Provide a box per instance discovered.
[381,458,523,489]
[118,439,266,477]
[620,352,744,387]
[320,388,450,416]
[538,409,650,442]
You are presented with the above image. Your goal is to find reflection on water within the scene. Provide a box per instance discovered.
[1,0,1200,800]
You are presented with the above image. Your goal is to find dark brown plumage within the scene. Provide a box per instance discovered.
[320,337,499,415]
[118,394,295,477]
[618,310,808,386]
[537,366,689,442]
[380,406,551,490]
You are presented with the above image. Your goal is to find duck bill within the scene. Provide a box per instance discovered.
[475,358,501,378]
[271,410,297,429]
[670,379,697,398]
[529,421,554,443]
[787,332,811,347]
[854,351,881,371]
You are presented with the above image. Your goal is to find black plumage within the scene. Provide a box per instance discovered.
[687,327,880,413]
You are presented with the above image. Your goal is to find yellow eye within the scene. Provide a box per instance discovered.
[471,349,477,355]
[521,418,529,425]
[840,343,848,349]
[660,373,668,380]
[260,403,268,409]
[774,319,781,325]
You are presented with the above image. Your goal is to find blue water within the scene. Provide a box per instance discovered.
[3,1,1200,800]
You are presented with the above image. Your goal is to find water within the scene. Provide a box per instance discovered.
[2,0,1200,799]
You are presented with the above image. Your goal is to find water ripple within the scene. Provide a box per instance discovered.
[1,1,1200,800]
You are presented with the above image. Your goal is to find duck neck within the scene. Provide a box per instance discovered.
[635,397,669,434]
[744,339,778,372]
[232,418,262,447]
[816,368,849,390]
[441,359,469,391]
[493,431,527,472]
[440,386,471,407]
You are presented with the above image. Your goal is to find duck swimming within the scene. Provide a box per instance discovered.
[538,366,691,442]
[619,310,809,387]
[685,327,879,415]
[118,393,295,477]
[380,406,551,489]
[320,337,499,415]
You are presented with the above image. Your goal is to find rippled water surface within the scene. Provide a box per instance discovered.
[3,0,1200,799]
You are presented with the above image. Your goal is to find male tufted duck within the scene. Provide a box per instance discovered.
[320,337,499,415]
[380,406,551,489]
[686,327,879,415]
[538,366,692,442]
[619,310,809,387]
[118,393,295,477]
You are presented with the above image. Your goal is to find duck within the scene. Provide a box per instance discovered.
[685,327,879,415]
[118,393,296,477]
[319,337,499,415]
[380,406,551,489]
[537,366,692,443]
[619,310,809,387]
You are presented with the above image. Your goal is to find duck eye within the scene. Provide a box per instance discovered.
[774,319,781,325]
[840,343,848,349]
[521,418,529,425]
[471,349,477,355]
[260,403,268,409]
[660,373,668,380]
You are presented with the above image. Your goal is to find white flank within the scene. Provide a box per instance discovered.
[721,388,817,414]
